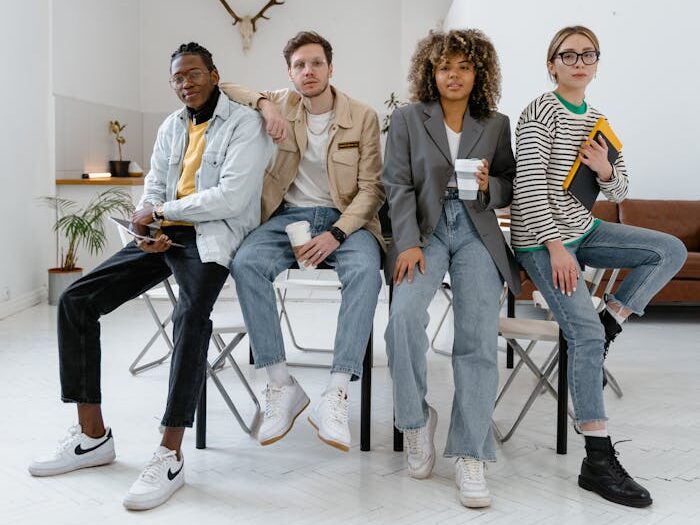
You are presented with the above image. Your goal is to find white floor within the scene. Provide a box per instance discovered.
[1,288,699,524]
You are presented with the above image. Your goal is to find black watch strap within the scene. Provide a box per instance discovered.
[329,226,347,244]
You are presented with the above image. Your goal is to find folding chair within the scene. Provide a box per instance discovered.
[196,307,262,448]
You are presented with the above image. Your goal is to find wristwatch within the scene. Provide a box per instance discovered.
[328,226,347,244]
[152,204,165,222]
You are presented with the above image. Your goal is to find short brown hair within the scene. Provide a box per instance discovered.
[283,31,333,67]
[407,29,501,121]
[547,25,600,81]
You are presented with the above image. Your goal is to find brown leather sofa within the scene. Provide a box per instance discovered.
[516,199,700,305]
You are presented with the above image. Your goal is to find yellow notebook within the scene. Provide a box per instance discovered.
[563,117,622,211]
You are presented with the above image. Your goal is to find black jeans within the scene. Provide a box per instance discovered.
[58,226,229,427]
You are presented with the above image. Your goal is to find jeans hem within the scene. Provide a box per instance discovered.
[395,421,427,432]
[254,356,288,370]
[576,417,609,425]
[444,452,497,463]
[330,365,362,381]
[61,395,101,404]
[606,293,644,317]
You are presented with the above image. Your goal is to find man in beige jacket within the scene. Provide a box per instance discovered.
[220,31,384,452]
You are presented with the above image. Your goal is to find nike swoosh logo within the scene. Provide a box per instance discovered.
[167,463,183,481]
[74,429,112,455]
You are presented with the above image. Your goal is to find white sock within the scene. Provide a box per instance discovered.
[605,303,627,325]
[326,372,351,394]
[582,427,609,438]
[266,362,292,387]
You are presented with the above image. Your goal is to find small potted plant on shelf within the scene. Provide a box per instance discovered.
[42,188,134,304]
[108,120,130,177]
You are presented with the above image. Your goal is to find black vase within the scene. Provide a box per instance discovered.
[109,160,130,177]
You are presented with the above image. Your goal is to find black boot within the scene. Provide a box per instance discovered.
[578,436,652,507]
[599,307,623,388]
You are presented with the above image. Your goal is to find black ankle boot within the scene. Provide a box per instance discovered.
[599,308,623,388]
[578,436,652,507]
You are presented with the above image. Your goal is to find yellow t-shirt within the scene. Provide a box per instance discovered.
[162,119,209,227]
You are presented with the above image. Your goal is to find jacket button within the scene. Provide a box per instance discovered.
[425,227,433,234]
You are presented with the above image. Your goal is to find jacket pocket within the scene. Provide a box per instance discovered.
[331,149,359,195]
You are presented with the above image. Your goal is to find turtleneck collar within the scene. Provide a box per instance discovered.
[187,87,220,125]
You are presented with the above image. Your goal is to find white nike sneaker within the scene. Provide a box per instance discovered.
[258,376,310,446]
[308,386,351,451]
[455,457,491,508]
[404,405,437,479]
[123,446,184,511]
[28,424,115,477]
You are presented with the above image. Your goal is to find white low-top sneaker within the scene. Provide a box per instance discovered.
[308,387,350,451]
[404,405,437,479]
[28,424,115,477]
[258,376,310,446]
[455,457,491,508]
[123,447,184,511]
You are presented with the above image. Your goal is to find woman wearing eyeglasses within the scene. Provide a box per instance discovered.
[511,26,687,508]
[383,29,520,508]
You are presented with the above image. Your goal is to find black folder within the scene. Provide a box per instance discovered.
[563,117,622,211]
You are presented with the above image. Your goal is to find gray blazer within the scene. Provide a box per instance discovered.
[382,101,521,294]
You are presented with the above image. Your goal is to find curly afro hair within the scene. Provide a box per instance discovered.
[408,29,501,121]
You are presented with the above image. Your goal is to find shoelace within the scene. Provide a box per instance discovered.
[139,450,177,483]
[607,439,632,479]
[405,429,425,457]
[457,458,484,481]
[57,424,82,453]
[263,385,283,419]
[327,388,348,425]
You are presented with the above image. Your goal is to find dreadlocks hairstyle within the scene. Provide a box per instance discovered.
[170,42,217,72]
[407,29,501,121]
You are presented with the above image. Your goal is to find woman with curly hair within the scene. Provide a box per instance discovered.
[511,26,686,507]
[383,29,520,508]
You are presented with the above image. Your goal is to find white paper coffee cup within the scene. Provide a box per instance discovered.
[285,220,314,270]
[454,158,483,200]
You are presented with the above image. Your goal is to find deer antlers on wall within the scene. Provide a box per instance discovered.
[218,0,285,52]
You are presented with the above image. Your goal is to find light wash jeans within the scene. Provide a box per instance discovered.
[516,220,687,424]
[385,195,504,461]
[231,205,382,379]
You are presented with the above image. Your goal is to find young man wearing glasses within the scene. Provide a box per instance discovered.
[220,31,384,452]
[28,42,272,510]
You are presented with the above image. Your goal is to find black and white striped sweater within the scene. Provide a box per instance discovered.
[511,91,628,250]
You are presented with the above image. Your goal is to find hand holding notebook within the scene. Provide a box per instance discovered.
[563,117,622,211]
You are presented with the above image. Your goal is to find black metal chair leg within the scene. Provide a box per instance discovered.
[557,330,568,454]
[360,331,372,451]
[507,291,515,369]
[196,376,206,449]
[393,420,403,452]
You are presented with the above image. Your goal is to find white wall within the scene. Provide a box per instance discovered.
[445,0,700,199]
[53,0,141,111]
[0,0,53,318]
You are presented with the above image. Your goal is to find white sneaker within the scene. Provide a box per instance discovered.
[455,457,491,508]
[308,386,351,451]
[404,405,437,479]
[28,424,115,477]
[123,447,184,511]
[258,376,310,446]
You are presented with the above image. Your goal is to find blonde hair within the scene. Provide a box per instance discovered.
[547,25,600,81]
[407,29,501,120]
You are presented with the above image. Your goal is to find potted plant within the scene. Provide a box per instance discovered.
[108,120,130,177]
[381,92,407,134]
[42,188,134,304]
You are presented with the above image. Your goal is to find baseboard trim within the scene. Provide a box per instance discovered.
[0,287,47,320]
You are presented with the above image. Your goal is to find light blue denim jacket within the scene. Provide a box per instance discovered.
[139,90,273,268]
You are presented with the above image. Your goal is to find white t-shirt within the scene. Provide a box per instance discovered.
[445,122,461,188]
[284,110,336,208]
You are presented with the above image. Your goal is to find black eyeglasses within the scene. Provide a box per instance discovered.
[554,50,600,66]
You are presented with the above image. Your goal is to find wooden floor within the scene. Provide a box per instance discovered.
[1,289,698,524]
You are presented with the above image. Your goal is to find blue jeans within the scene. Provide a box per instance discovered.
[385,197,504,461]
[58,226,230,427]
[231,205,382,379]
[516,220,687,423]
